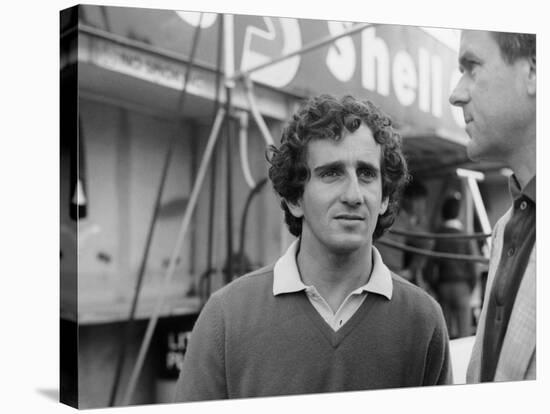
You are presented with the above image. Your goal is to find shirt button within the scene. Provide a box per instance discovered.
[507,248,515,257]
[520,201,527,210]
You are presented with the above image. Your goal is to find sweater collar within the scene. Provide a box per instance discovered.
[273,239,393,300]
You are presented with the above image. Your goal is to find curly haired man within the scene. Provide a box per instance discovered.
[175,95,452,402]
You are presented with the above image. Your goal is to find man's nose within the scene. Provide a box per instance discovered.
[449,77,468,107]
[341,175,362,205]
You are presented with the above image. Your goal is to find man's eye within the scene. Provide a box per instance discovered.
[321,170,339,178]
[464,60,479,72]
[359,169,376,180]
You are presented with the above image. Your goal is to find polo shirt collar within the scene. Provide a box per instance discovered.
[510,174,536,204]
[273,239,393,300]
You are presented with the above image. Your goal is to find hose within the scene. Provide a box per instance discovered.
[243,76,274,147]
[237,178,268,277]
[238,111,256,189]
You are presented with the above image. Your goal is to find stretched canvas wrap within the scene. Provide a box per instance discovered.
[60,3,535,409]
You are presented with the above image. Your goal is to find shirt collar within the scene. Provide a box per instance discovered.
[509,174,536,204]
[273,239,393,300]
[273,240,307,295]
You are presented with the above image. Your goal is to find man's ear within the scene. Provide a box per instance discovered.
[285,199,304,219]
[526,55,536,96]
[380,197,389,216]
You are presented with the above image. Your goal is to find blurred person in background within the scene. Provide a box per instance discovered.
[426,192,476,339]
[450,30,535,382]
[174,94,451,402]
[400,179,433,290]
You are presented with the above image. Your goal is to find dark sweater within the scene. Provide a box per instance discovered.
[175,265,452,402]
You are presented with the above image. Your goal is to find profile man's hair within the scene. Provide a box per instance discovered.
[267,94,408,240]
[491,32,536,64]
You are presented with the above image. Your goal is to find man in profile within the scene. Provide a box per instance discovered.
[175,94,452,402]
[450,31,536,381]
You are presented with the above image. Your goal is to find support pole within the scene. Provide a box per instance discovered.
[121,108,226,406]
[203,14,225,304]
[108,13,204,406]
[223,13,236,285]
[456,168,492,252]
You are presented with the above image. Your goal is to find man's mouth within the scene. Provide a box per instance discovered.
[335,214,364,221]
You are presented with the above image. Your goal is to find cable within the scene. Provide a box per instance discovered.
[377,238,489,264]
[388,228,492,240]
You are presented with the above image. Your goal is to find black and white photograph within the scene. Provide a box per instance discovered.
[3,0,547,413]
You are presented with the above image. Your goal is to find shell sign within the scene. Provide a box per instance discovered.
[76,6,465,139]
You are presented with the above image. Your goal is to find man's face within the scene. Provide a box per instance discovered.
[288,125,388,255]
[449,30,536,161]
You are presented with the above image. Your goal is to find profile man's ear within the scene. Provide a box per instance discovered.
[526,55,536,96]
[285,199,304,219]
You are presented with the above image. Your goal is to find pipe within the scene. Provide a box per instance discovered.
[100,6,112,32]
[238,111,255,189]
[237,178,268,277]
[243,76,275,147]
[78,24,220,74]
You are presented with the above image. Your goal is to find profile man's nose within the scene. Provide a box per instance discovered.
[449,89,461,106]
[449,80,468,107]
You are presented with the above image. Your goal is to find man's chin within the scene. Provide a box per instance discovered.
[328,236,369,254]
[466,140,484,162]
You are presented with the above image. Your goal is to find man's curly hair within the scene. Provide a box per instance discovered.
[267,94,408,240]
